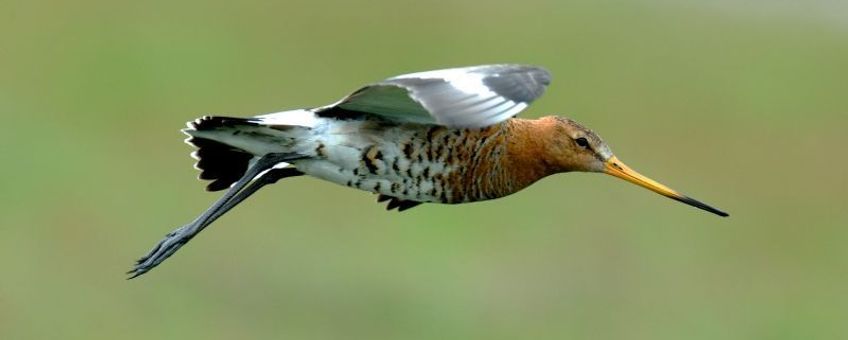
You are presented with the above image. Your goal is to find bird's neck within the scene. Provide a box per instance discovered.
[502,118,562,186]
[455,118,559,201]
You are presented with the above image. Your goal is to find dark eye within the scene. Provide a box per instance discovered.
[575,137,589,148]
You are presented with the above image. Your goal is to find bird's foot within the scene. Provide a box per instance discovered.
[127,225,192,279]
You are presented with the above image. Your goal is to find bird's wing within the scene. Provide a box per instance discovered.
[317,64,551,128]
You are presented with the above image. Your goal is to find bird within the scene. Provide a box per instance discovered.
[128,64,728,278]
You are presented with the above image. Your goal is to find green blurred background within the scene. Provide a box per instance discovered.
[1,0,846,339]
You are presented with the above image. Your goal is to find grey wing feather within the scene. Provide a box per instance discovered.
[322,64,551,128]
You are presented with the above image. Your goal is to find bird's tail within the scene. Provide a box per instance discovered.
[184,116,263,191]
[183,114,313,191]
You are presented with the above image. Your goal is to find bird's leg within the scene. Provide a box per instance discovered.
[160,167,303,245]
[128,153,303,279]
[206,167,303,222]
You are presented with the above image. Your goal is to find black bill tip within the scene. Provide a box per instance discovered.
[672,195,729,217]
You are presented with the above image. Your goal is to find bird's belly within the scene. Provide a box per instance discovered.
[293,142,457,204]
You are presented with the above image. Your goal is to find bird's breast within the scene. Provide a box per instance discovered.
[293,120,525,204]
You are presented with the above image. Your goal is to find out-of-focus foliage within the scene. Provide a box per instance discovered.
[0,1,845,339]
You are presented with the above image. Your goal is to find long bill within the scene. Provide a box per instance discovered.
[604,156,729,217]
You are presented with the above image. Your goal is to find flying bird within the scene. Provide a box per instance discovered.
[129,64,728,278]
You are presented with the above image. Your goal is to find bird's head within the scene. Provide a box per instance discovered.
[545,116,728,217]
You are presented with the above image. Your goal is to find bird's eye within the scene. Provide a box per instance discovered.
[575,137,589,148]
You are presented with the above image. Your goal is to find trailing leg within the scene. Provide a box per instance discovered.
[128,153,303,279]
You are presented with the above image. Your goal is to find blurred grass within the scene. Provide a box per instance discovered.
[1,0,846,339]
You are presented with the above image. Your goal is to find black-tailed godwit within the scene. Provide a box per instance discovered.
[129,64,727,278]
